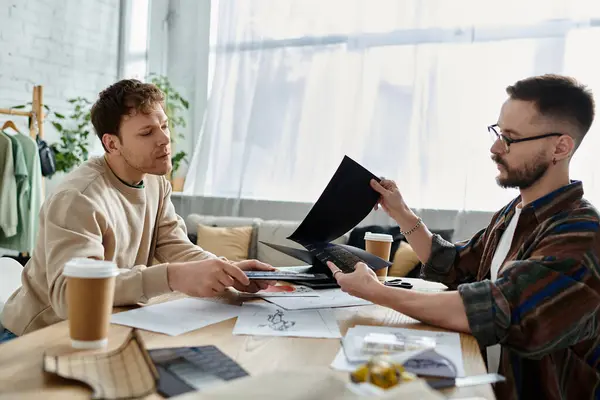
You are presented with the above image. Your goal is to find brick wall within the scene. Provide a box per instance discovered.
[0,0,120,193]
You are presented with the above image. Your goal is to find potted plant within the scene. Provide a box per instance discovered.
[49,97,93,174]
[12,98,93,175]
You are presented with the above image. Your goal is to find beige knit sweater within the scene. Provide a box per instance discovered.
[2,156,215,335]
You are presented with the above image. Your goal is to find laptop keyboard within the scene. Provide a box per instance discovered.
[149,346,249,396]
[304,243,362,274]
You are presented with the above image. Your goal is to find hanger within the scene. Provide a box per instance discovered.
[1,120,21,134]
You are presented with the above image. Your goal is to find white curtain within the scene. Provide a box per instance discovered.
[184,0,600,214]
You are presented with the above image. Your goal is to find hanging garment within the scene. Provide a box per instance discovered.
[0,132,41,252]
[0,132,17,238]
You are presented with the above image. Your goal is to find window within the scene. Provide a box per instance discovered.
[120,0,150,80]
[193,0,600,210]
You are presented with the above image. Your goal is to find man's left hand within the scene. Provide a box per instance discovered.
[327,261,382,301]
[230,259,277,293]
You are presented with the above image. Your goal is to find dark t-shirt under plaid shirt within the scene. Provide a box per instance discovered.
[421,180,600,400]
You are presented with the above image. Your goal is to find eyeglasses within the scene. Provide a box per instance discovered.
[487,124,563,153]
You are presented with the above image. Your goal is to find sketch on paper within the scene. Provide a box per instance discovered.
[259,309,296,331]
[232,303,341,338]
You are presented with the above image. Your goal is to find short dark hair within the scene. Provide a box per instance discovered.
[506,74,595,149]
[90,79,164,149]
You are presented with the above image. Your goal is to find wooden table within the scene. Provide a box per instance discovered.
[0,279,495,399]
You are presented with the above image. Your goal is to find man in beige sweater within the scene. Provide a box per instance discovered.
[1,79,274,338]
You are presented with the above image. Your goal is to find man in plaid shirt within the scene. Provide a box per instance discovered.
[328,74,599,399]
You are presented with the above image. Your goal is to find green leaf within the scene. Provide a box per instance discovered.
[54,112,66,119]
[51,122,63,131]
[181,98,189,109]
[11,104,26,109]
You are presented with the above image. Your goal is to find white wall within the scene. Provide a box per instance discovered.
[0,0,120,194]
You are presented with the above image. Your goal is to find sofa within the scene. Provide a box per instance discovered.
[184,213,466,277]
[185,214,350,268]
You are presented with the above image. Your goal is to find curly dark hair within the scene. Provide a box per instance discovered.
[91,79,165,150]
[506,74,595,149]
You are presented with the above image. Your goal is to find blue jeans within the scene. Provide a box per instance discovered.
[0,328,17,343]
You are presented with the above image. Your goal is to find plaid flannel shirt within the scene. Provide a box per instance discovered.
[421,181,600,399]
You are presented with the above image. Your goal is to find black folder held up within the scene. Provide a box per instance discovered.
[261,156,392,288]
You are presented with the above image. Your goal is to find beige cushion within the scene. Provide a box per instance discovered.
[389,241,421,277]
[196,224,253,262]
[186,214,262,259]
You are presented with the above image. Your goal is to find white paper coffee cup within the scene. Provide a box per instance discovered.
[364,233,393,280]
[364,232,394,243]
[63,258,119,349]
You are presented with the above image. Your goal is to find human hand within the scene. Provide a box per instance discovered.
[370,178,409,220]
[167,258,258,297]
[326,261,381,301]
[229,259,277,293]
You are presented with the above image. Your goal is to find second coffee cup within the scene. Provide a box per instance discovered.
[364,232,393,280]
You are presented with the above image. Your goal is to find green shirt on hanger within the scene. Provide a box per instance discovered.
[15,133,42,252]
[0,134,42,253]
[0,132,17,238]
[8,133,30,218]
[0,132,42,253]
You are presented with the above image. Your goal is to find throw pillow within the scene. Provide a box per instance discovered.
[389,241,421,277]
[196,224,253,262]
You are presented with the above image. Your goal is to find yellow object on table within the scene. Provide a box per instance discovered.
[350,355,417,390]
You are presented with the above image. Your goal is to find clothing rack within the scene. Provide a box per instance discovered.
[0,85,44,141]
[0,85,44,258]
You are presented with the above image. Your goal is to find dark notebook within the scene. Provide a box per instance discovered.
[262,156,392,288]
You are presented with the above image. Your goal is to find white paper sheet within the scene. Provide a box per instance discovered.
[110,298,241,336]
[232,303,342,338]
[238,284,320,298]
[331,325,465,377]
[264,288,371,310]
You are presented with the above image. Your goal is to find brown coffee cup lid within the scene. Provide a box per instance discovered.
[63,258,119,278]
[364,232,393,242]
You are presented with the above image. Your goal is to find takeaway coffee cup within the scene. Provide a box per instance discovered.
[364,232,393,280]
[63,258,119,349]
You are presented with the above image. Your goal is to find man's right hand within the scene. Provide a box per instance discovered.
[167,258,251,297]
